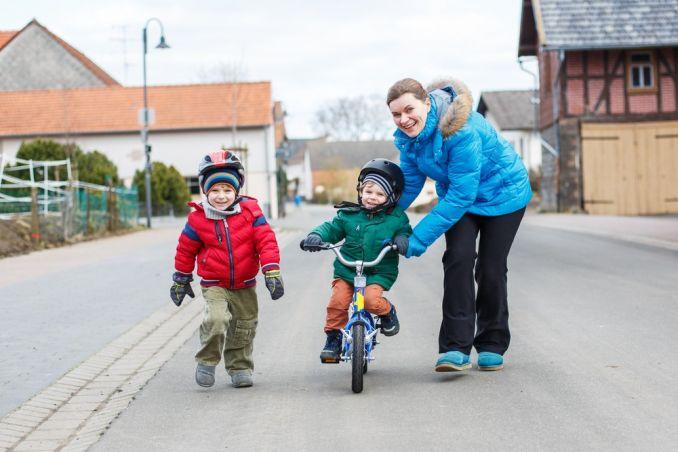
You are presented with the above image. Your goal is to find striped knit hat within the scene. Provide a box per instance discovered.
[201,168,242,194]
[361,173,395,206]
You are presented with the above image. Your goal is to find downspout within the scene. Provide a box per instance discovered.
[263,124,277,219]
[555,49,565,211]
[518,57,541,166]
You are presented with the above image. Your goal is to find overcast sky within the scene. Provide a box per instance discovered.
[4,0,538,138]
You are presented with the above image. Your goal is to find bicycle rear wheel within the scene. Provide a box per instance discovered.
[351,323,365,393]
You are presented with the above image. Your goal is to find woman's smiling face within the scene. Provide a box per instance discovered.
[389,93,430,138]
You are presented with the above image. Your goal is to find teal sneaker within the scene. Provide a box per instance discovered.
[477,352,504,371]
[435,351,471,372]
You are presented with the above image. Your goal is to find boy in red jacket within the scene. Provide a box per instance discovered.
[171,150,283,388]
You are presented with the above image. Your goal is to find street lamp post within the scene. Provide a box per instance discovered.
[141,18,170,228]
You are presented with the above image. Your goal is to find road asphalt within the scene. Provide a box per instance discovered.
[86,205,678,451]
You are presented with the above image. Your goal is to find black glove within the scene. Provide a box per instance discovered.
[393,235,409,256]
[170,271,195,307]
[264,269,284,300]
[301,233,323,252]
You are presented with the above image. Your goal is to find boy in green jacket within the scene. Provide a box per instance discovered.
[301,159,412,363]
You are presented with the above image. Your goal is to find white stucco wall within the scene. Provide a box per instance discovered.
[285,151,313,200]
[0,126,279,217]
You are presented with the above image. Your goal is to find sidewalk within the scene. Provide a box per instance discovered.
[0,226,299,451]
[523,212,678,251]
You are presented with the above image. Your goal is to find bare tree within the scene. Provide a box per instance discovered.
[196,61,248,147]
[313,94,392,141]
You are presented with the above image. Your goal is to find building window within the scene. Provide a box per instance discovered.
[627,51,656,92]
[186,176,200,195]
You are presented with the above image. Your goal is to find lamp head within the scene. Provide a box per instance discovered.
[156,35,170,49]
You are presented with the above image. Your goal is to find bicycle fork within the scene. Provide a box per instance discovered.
[340,275,378,362]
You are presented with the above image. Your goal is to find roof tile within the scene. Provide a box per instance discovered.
[0,82,272,137]
[0,31,17,50]
[477,90,538,130]
[537,0,678,49]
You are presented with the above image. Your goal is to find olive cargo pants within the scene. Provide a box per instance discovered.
[195,286,258,374]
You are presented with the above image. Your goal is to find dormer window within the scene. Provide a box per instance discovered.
[627,51,656,92]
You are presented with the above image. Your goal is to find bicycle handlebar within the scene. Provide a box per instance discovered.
[300,239,396,268]
[332,244,396,268]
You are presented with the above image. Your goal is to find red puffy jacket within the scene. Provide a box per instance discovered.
[174,197,280,289]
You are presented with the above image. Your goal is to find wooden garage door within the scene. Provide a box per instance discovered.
[581,121,678,215]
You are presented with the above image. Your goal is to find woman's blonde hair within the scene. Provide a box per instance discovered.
[386,78,428,105]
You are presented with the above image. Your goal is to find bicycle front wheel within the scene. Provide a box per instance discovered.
[351,323,365,393]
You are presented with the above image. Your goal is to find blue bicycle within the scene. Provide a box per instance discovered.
[302,241,396,393]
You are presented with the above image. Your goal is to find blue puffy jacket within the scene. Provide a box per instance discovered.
[395,78,532,257]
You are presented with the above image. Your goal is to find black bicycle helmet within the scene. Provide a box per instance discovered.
[356,158,405,210]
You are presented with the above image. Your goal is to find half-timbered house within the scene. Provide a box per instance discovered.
[519,0,678,214]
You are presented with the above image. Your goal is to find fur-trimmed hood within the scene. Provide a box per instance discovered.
[426,78,473,138]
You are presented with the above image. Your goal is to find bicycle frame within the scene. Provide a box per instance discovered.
[340,276,379,362]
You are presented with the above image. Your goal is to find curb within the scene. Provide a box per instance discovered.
[0,299,203,451]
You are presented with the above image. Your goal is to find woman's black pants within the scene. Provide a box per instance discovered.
[439,207,525,355]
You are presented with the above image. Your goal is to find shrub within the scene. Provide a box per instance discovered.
[133,162,190,216]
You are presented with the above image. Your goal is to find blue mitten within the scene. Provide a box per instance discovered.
[405,236,426,258]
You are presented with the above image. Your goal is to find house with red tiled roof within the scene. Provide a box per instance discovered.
[0,20,283,217]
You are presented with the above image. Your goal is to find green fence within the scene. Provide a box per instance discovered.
[72,186,139,235]
[1,155,140,247]
[0,185,139,240]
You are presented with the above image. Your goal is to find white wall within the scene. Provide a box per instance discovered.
[1,126,279,217]
[285,151,313,200]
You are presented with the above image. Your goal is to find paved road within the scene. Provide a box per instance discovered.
[0,220,184,417]
[92,205,678,451]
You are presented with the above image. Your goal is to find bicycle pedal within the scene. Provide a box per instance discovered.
[320,357,340,364]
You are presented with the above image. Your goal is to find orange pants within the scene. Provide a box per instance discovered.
[325,278,392,332]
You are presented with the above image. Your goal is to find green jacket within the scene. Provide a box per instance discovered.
[312,205,412,290]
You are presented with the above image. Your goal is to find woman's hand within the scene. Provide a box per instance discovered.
[405,236,427,258]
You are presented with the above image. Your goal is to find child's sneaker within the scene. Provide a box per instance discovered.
[195,363,216,387]
[435,351,471,372]
[320,330,342,363]
[379,305,400,336]
[230,370,253,388]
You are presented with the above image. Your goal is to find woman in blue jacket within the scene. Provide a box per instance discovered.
[387,78,532,372]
